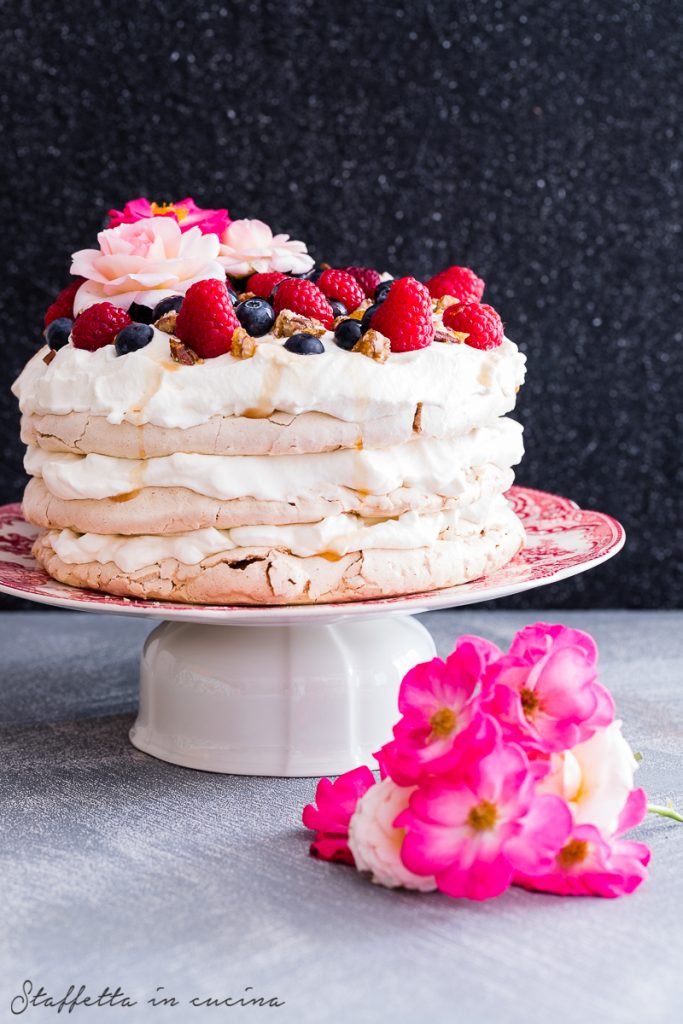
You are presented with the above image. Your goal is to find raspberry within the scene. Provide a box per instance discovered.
[175,279,240,358]
[44,278,85,328]
[425,265,485,303]
[317,269,365,312]
[247,271,288,299]
[71,302,132,351]
[370,277,434,353]
[273,278,334,330]
[341,266,382,298]
[443,302,504,350]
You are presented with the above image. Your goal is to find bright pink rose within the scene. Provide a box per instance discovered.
[302,766,375,865]
[514,823,650,897]
[107,197,230,236]
[71,217,224,313]
[482,622,614,754]
[397,742,573,901]
[378,637,502,785]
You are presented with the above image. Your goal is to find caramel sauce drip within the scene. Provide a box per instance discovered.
[318,551,343,562]
[111,489,141,503]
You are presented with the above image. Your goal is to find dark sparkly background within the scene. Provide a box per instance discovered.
[1,0,681,610]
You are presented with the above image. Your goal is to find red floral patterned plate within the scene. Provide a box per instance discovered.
[0,488,624,625]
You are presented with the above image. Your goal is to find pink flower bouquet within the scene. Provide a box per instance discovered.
[302,623,653,901]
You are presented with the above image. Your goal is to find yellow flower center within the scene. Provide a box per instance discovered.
[150,201,188,221]
[520,686,540,717]
[429,707,457,739]
[556,838,589,869]
[467,800,498,832]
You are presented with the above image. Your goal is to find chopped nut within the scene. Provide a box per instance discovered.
[231,327,257,359]
[348,298,373,320]
[43,349,56,366]
[238,291,256,302]
[155,309,177,334]
[433,294,460,313]
[434,327,468,344]
[169,337,204,365]
[352,328,390,363]
[413,402,423,432]
[272,309,326,338]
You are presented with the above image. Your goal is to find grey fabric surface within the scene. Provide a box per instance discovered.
[0,610,681,1023]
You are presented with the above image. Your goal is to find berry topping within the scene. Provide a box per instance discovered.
[374,279,393,303]
[247,271,289,299]
[426,265,485,303]
[284,333,325,355]
[442,302,504,350]
[370,277,435,352]
[334,318,363,351]
[235,296,276,337]
[342,266,382,298]
[328,299,348,319]
[152,295,184,320]
[175,279,240,359]
[360,303,381,333]
[43,278,84,328]
[317,269,365,312]
[226,284,240,307]
[273,278,334,330]
[115,323,154,356]
[71,302,132,352]
[128,301,155,325]
[44,317,73,351]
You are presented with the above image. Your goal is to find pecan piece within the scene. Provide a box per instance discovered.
[272,309,326,338]
[432,294,460,313]
[231,327,257,359]
[169,337,204,364]
[352,328,390,363]
[155,309,178,334]
[434,326,468,344]
[43,349,57,366]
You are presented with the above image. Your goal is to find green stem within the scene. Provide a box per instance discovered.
[648,803,683,823]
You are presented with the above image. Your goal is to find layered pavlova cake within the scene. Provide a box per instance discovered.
[13,197,526,604]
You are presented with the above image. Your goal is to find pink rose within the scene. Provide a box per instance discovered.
[71,217,225,313]
[348,778,437,891]
[482,622,615,754]
[302,766,375,865]
[107,197,230,236]
[218,219,314,276]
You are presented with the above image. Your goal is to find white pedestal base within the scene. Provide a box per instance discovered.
[129,614,436,776]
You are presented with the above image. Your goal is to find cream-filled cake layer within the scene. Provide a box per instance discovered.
[24,418,523,503]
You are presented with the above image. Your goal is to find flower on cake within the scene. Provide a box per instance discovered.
[71,217,225,314]
[107,197,230,236]
[302,622,658,901]
[217,218,314,276]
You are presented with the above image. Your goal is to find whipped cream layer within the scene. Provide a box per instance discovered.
[49,496,515,571]
[13,329,526,430]
[26,418,523,503]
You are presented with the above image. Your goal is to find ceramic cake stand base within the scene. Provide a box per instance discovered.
[0,488,625,776]
[131,615,435,775]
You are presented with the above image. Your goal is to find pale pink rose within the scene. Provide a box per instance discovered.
[397,740,572,901]
[538,722,644,837]
[348,778,437,891]
[217,219,314,276]
[71,217,224,313]
[107,197,230,236]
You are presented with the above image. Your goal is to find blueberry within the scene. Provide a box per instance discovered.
[226,284,240,306]
[128,302,154,325]
[115,323,154,356]
[294,266,323,283]
[44,317,73,350]
[374,280,393,303]
[152,295,183,320]
[328,299,348,319]
[236,297,276,337]
[361,303,381,333]
[284,333,325,355]
[229,276,250,295]
[334,318,362,351]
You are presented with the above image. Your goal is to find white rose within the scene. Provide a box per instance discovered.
[348,777,437,891]
[538,721,639,836]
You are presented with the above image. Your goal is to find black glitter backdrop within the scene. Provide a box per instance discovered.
[1,0,681,610]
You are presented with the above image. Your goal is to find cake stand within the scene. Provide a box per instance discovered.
[0,487,624,777]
